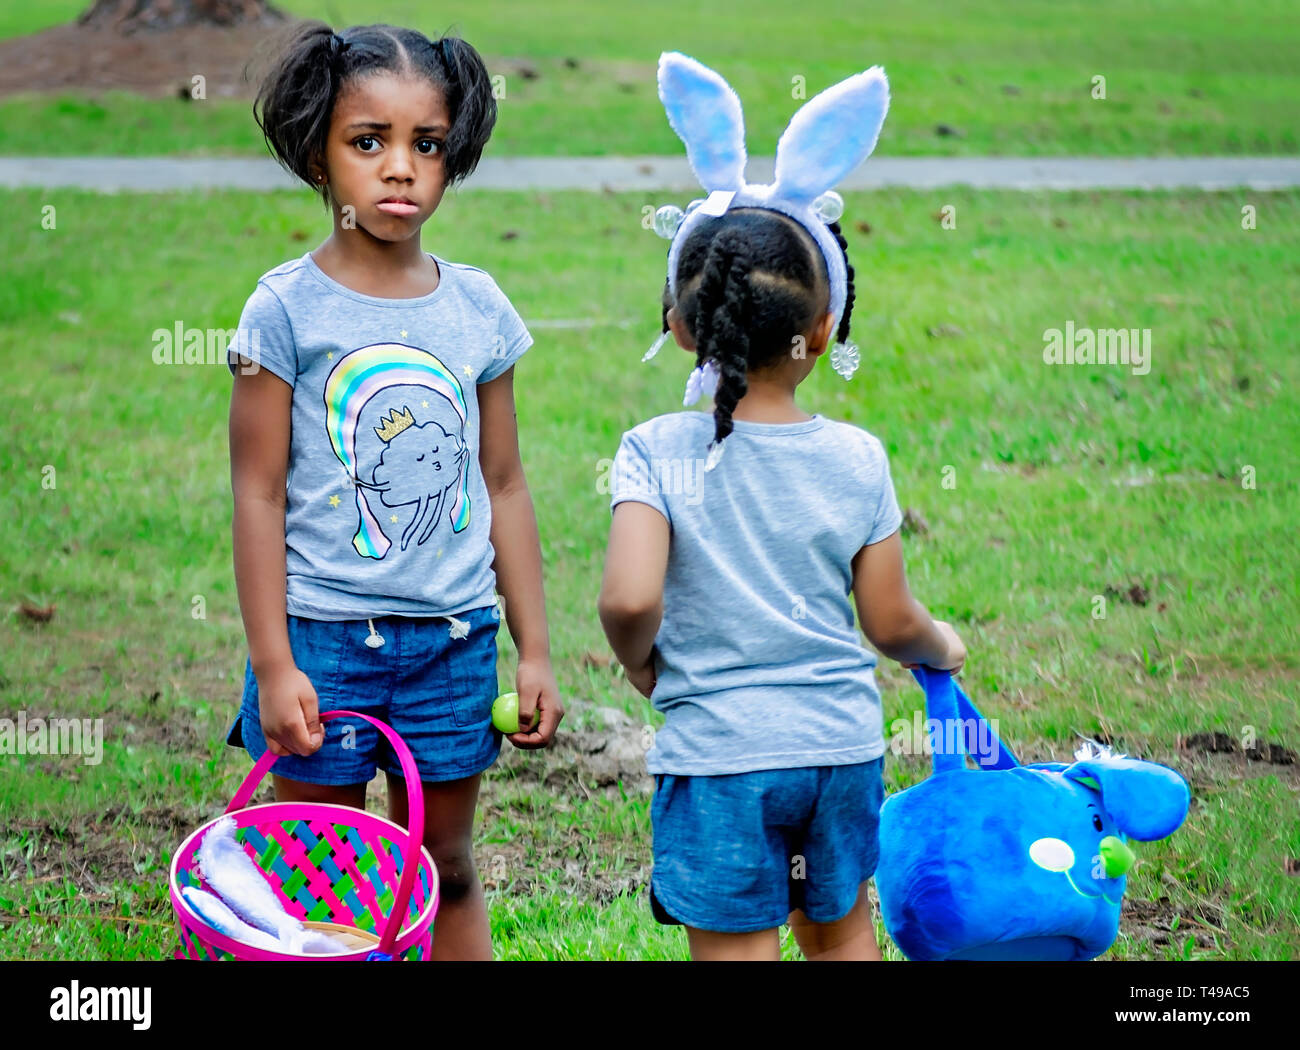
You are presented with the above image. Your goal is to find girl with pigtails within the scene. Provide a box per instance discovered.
[599,53,965,960]
[223,22,563,961]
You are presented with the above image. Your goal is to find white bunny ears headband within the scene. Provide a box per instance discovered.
[644,51,890,394]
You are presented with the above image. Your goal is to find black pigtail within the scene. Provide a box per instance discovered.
[693,228,753,449]
[434,35,497,186]
[254,21,348,205]
[826,219,856,345]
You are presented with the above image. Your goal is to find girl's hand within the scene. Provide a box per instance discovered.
[900,621,967,675]
[506,657,564,750]
[930,620,967,673]
[257,665,325,757]
[625,651,657,699]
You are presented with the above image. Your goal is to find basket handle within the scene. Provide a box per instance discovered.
[909,666,1019,772]
[225,709,425,958]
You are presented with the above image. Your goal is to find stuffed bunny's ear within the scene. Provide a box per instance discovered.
[658,51,747,191]
[1064,758,1191,842]
[772,66,889,204]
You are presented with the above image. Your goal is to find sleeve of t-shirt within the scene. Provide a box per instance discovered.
[609,430,670,525]
[478,278,534,384]
[225,282,297,387]
[864,433,904,547]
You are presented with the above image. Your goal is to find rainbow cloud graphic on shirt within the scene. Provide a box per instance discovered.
[324,343,471,559]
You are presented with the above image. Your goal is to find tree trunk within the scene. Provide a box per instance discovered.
[77,0,286,32]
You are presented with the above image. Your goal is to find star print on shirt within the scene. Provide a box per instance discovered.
[329,495,341,507]
[462,365,474,378]
[400,330,408,338]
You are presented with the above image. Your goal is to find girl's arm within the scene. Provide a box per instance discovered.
[597,501,670,698]
[851,531,965,671]
[229,361,323,756]
[478,366,563,748]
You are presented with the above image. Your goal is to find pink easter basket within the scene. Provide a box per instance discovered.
[169,710,439,961]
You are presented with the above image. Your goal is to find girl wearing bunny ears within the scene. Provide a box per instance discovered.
[599,53,965,960]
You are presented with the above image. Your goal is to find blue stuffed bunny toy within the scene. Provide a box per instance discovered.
[875,667,1191,961]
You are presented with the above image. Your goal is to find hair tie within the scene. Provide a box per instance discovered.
[683,359,720,407]
[328,32,350,67]
[703,438,726,473]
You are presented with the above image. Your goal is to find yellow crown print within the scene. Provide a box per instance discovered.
[374,406,417,443]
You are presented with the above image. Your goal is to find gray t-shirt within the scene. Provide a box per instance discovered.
[226,251,532,620]
[609,411,903,776]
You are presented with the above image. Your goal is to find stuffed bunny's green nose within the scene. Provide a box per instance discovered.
[1099,836,1135,877]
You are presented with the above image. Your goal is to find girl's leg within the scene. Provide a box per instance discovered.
[387,770,491,961]
[685,925,782,961]
[272,775,366,810]
[787,879,882,961]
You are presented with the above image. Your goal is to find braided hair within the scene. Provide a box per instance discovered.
[254,21,496,207]
[663,208,857,451]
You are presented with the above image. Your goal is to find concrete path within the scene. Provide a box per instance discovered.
[3,154,1298,193]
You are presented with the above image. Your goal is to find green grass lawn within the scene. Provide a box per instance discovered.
[0,0,1297,157]
[1,182,1297,960]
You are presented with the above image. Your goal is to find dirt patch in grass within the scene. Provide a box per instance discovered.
[1122,894,1226,951]
[2,800,210,889]
[0,17,293,99]
[13,701,217,766]
[1179,730,1296,766]
[490,705,653,797]
[474,830,652,906]
[121,697,213,753]
[474,706,654,900]
[1175,730,1300,792]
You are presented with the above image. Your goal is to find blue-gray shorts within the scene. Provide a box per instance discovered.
[225,605,502,785]
[649,757,885,933]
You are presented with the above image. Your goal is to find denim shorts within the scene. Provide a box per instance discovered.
[648,757,885,933]
[226,604,502,785]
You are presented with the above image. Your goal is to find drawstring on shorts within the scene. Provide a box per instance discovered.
[361,614,470,649]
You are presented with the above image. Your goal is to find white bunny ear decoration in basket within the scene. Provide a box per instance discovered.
[645,51,889,383]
